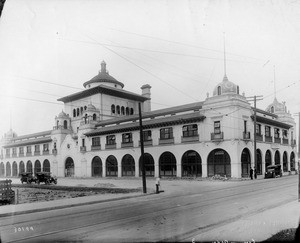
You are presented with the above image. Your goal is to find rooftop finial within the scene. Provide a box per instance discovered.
[101,60,107,73]
[223,32,227,78]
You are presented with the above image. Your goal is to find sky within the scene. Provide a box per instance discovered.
[0,0,300,137]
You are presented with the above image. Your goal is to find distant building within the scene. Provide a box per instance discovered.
[0,61,298,178]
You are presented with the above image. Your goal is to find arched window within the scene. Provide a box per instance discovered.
[77,108,80,116]
[56,120,59,127]
[130,108,134,115]
[207,149,231,177]
[122,154,135,176]
[241,148,251,177]
[106,155,118,177]
[275,150,280,165]
[84,114,88,124]
[265,150,272,169]
[126,107,129,115]
[182,150,202,177]
[84,106,87,110]
[159,152,177,177]
[217,86,221,95]
[139,153,155,177]
[237,86,240,94]
[111,105,115,114]
[73,109,76,117]
[93,114,97,121]
[92,156,102,177]
[81,107,83,114]
[271,106,274,113]
[283,151,288,172]
[63,120,68,129]
[121,106,125,115]
[116,105,120,115]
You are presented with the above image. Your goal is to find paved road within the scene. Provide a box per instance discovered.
[0,175,297,242]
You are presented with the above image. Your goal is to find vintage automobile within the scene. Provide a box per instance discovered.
[35,172,57,185]
[20,172,37,184]
[264,164,282,179]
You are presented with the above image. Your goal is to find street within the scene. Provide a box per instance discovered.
[0,175,298,242]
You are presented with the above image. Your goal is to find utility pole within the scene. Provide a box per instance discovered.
[247,95,263,174]
[139,103,147,193]
[294,112,300,202]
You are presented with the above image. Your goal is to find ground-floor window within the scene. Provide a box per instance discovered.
[34,160,41,175]
[182,150,202,177]
[207,149,231,177]
[139,153,155,177]
[122,154,135,176]
[0,162,4,176]
[43,160,50,172]
[27,161,33,173]
[19,161,25,174]
[265,150,272,170]
[275,151,280,165]
[159,152,176,177]
[6,162,11,177]
[283,151,288,172]
[106,155,118,177]
[12,162,18,176]
[92,156,102,177]
[65,157,75,177]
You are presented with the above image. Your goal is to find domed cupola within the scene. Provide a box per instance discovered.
[83,61,124,89]
[57,110,69,119]
[55,110,71,130]
[213,75,240,96]
[86,103,97,112]
[266,98,286,114]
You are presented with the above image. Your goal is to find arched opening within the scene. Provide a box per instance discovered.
[92,156,102,177]
[6,162,11,177]
[265,150,272,170]
[207,149,231,177]
[275,151,280,165]
[130,108,134,115]
[181,150,202,177]
[290,152,295,171]
[139,153,155,177]
[65,157,75,177]
[77,108,79,116]
[122,154,135,176]
[159,152,177,177]
[106,155,118,177]
[43,159,50,172]
[93,114,97,121]
[63,120,68,129]
[73,109,76,117]
[12,161,18,177]
[256,149,262,175]
[116,105,120,115]
[283,151,288,172]
[241,148,251,177]
[111,104,115,114]
[0,162,4,177]
[126,107,129,115]
[27,161,33,173]
[80,107,83,114]
[121,106,125,115]
[19,161,25,175]
[217,86,221,95]
[34,160,41,175]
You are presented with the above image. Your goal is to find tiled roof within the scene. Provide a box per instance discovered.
[3,136,52,148]
[85,112,205,137]
[251,115,292,129]
[58,85,148,103]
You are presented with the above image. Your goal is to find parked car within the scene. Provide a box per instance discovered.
[35,172,57,185]
[264,164,282,179]
[20,172,37,184]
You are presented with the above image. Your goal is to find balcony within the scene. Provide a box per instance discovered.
[159,138,174,145]
[181,134,199,143]
[80,146,86,153]
[105,143,116,150]
[274,137,281,144]
[139,140,153,147]
[265,136,273,143]
[243,132,251,140]
[43,150,50,155]
[25,152,32,157]
[91,145,101,151]
[34,151,40,156]
[256,134,263,141]
[52,149,57,155]
[121,142,133,148]
[19,152,24,157]
[12,153,17,158]
[282,138,289,145]
[211,132,224,141]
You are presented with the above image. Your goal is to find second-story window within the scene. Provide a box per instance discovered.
[122,133,132,143]
[12,148,17,155]
[43,144,49,152]
[92,137,101,146]
[274,128,280,138]
[283,130,288,139]
[265,126,271,137]
[256,124,261,135]
[214,121,221,134]
[19,147,24,154]
[6,148,10,155]
[183,124,198,137]
[106,135,116,145]
[160,127,173,139]
[143,130,152,141]
[35,145,40,152]
[27,146,32,153]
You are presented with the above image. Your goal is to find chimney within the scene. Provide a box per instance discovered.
[141,84,151,112]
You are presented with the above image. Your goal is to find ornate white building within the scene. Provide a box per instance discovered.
[0,61,298,179]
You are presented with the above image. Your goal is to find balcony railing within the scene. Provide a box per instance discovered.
[19,152,24,157]
[211,132,224,141]
[121,142,133,148]
[139,140,153,146]
[282,138,289,145]
[159,137,174,145]
[181,134,199,143]
[274,137,281,144]
[53,125,72,130]
[256,134,263,141]
[265,136,273,143]
[105,143,116,149]
[91,145,101,151]
[80,146,86,153]
[43,150,50,155]
[243,132,251,140]
[34,151,40,156]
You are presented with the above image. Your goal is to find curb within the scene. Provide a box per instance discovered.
[0,192,155,218]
